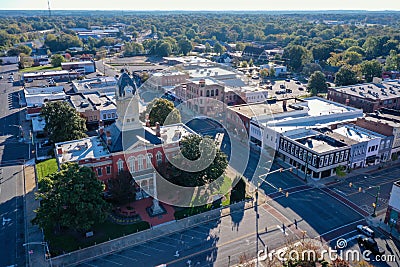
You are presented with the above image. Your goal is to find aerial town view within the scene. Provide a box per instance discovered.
[1,1,400,267]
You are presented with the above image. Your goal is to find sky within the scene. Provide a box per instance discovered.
[0,0,399,11]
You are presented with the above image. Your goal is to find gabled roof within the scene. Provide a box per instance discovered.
[100,123,161,153]
[242,46,265,56]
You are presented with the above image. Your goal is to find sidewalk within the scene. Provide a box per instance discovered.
[367,214,400,243]
[24,160,49,267]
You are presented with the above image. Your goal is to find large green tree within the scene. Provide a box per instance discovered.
[32,163,111,232]
[361,60,382,82]
[7,44,32,56]
[41,101,87,144]
[282,45,308,71]
[385,50,400,71]
[50,54,66,67]
[145,98,181,126]
[170,134,228,187]
[335,65,359,86]
[307,71,328,96]
[213,41,225,55]
[108,170,136,204]
[178,37,193,55]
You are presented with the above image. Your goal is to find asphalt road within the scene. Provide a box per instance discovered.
[0,63,28,267]
[327,166,400,216]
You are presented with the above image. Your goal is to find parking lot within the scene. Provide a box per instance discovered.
[263,79,309,99]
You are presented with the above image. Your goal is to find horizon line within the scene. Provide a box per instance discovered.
[0,9,400,12]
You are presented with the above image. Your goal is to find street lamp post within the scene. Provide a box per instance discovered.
[372,186,381,217]
[23,242,53,267]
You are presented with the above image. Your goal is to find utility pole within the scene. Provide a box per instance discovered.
[47,0,51,17]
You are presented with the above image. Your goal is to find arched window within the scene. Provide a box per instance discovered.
[128,156,136,173]
[156,151,163,166]
[146,153,153,169]
[117,159,124,173]
[215,89,219,96]
[206,90,210,97]
[138,155,144,170]
[211,90,214,97]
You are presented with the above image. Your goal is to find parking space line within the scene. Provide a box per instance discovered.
[128,250,152,257]
[82,262,97,267]
[113,253,138,262]
[140,243,166,252]
[329,230,358,242]
[180,232,205,241]
[102,258,123,266]
[150,239,177,248]
[162,235,182,243]
[186,228,210,236]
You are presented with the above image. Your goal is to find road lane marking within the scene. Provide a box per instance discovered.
[329,230,358,242]
[150,239,177,248]
[316,219,364,240]
[276,225,289,236]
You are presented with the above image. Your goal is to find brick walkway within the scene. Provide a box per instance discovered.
[126,198,176,227]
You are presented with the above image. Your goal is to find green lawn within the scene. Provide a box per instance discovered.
[45,220,150,256]
[19,65,61,73]
[36,158,58,182]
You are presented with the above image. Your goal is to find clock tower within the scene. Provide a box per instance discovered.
[115,72,141,131]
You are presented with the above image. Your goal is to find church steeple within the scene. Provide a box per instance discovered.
[115,71,141,131]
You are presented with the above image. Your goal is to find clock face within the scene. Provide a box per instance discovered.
[125,86,133,95]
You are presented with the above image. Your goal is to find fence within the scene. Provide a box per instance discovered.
[50,199,252,266]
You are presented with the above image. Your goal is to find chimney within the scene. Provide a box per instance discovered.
[283,99,287,111]
[155,122,161,137]
[106,130,112,145]
[99,120,104,135]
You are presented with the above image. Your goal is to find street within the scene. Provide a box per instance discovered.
[0,63,28,267]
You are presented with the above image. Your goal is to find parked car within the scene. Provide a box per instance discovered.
[280,84,286,89]
[0,76,3,79]
[295,81,301,85]
[285,78,290,82]
[357,235,384,255]
[286,88,292,93]
[357,225,375,238]
[298,87,304,91]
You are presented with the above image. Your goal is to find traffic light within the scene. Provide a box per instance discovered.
[359,187,362,193]
[279,188,282,192]
[349,182,353,187]
[372,203,376,208]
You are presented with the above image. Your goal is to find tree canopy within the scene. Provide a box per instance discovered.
[41,101,87,144]
[335,65,359,86]
[145,98,181,126]
[169,134,228,187]
[50,54,66,67]
[307,71,328,96]
[32,163,111,232]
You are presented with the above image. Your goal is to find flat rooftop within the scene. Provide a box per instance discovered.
[72,77,117,94]
[188,77,220,86]
[188,66,237,79]
[295,131,356,153]
[56,136,110,163]
[304,97,359,116]
[150,123,197,144]
[330,82,400,100]
[364,115,400,128]
[23,70,78,78]
[229,98,303,118]
[334,125,383,142]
